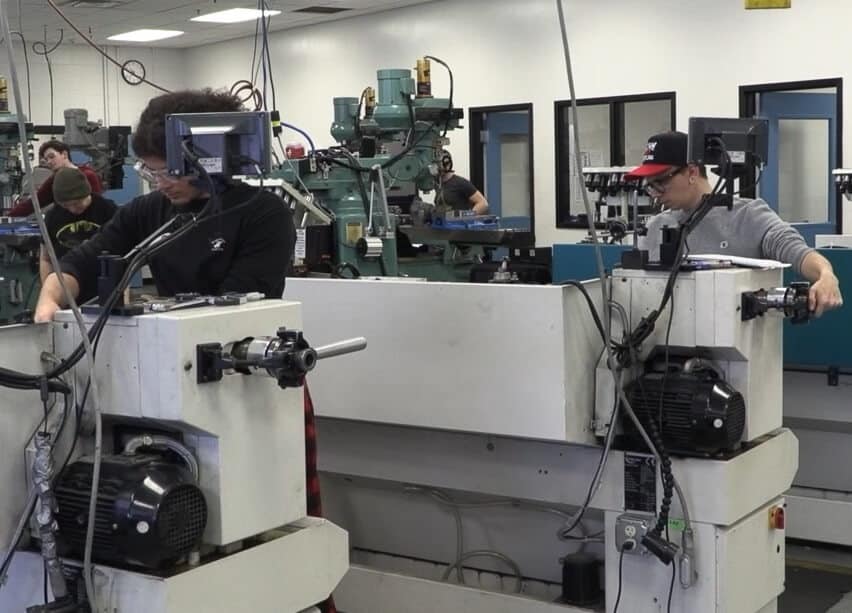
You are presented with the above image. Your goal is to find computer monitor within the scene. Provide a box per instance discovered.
[687,117,769,175]
[165,111,271,178]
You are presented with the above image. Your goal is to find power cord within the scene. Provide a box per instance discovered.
[8,30,30,118]
[44,0,170,93]
[403,485,596,592]
[612,544,627,613]
[423,55,454,136]
[668,559,676,613]
[611,541,674,613]
[31,26,62,125]
[440,550,523,593]
[556,0,697,578]
[260,0,276,112]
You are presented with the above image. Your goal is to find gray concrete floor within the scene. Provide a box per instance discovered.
[781,544,852,613]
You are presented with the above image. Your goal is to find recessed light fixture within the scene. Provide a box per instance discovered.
[107,29,184,42]
[191,8,282,23]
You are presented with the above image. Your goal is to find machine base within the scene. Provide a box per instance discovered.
[336,564,585,613]
[3,517,348,613]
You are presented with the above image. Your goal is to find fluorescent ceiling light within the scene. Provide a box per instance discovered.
[107,29,184,42]
[191,8,282,23]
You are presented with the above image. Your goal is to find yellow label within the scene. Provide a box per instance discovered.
[745,0,791,8]
[346,222,363,244]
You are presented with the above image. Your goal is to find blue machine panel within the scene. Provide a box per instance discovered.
[552,243,630,283]
[784,248,852,369]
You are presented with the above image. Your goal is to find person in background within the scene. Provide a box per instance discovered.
[8,139,103,217]
[39,167,117,282]
[628,130,842,317]
[436,150,489,214]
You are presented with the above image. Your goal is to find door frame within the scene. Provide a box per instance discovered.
[468,103,535,245]
[739,78,843,233]
[554,91,676,228]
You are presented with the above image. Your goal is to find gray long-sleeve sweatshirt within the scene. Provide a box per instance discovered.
[639,197,814,275]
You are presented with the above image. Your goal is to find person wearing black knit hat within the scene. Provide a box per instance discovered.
[39,167,117,282]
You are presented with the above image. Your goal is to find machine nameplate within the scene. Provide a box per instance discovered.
[624,452,657,513]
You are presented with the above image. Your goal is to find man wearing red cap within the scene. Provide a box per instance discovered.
[627,131,842,317]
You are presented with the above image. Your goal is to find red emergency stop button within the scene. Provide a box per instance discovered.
[769,506,785,530]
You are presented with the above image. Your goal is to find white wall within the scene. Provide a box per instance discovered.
[2,43,186,132]
[183,0,852,245]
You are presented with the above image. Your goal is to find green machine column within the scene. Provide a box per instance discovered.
[330,97,359,144]
[373,69,415,132]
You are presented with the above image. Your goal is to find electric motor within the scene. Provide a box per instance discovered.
[54,454,207,570]
[623,370,746,456]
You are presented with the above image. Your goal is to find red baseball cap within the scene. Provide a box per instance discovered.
[625,131,689,180]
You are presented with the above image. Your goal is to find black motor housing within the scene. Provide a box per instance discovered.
[54,453,207,570]
[623,370,746,456]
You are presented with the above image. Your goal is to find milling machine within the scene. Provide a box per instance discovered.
[0,76,38,323]
[258,58,529,281]
[58,108,130,191]
[0,76,31,211]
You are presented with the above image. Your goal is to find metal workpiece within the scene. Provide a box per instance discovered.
[314,337,368,361]
[123,435,200,483]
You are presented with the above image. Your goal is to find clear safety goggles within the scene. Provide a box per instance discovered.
[134,160,178,184]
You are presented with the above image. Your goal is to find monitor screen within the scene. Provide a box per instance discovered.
[687,117,769,171]
[165,111,271,178]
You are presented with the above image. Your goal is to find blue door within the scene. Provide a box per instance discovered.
[482,111,531,230]
[759,92,837,245]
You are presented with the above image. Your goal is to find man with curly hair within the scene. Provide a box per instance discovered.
[34,89,295,321]
[34,91,337,613]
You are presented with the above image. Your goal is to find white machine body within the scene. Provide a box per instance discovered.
[0,301,349,613]
[53,301,308,545]
[289,278,603,443]
[286,271,796,613]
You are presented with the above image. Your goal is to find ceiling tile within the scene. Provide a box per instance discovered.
[9,0,437,49]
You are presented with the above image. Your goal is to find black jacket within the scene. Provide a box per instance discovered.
[59,183,295,301]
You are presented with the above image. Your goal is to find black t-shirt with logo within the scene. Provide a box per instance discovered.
[438,174,477,211]
[44,194,118,259]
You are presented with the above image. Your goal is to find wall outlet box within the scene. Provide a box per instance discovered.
[615,514,652,555]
